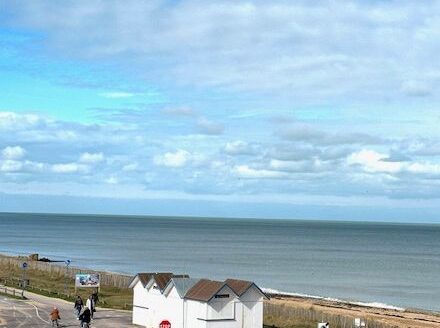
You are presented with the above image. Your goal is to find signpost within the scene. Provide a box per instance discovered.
[64,260,71,295]
[21,262,28,297]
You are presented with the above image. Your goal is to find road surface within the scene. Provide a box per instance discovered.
[0,289,136,327]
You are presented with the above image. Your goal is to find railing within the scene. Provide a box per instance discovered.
[0,285,25,299]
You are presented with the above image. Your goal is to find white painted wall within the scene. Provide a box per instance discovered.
[185,286,241,328]
[133,281,150,326]
[133,280,184,328]
[132,280,265,328]
[185,300,207,328]
[240,286,265,328]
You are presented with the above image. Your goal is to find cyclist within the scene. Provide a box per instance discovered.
[79,306,91,327]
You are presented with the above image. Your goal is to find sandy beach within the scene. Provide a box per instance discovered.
[267,294,440,328]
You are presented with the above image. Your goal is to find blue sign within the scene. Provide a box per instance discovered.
[22,262,28,269]
[65,260,71,265]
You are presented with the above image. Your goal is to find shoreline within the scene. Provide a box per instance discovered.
[263,288,406,312]
[1,252,438,314]
[2,253,440,327]
[267,295,440,328]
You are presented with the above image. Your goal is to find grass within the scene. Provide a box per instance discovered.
[264,315,317,328]
[0,262,133,310]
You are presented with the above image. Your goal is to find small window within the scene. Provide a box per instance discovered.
[214,294,229,298]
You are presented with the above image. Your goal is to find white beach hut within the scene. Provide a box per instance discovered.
[129,272,268,328]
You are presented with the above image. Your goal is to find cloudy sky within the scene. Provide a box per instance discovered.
[1,1,440,222]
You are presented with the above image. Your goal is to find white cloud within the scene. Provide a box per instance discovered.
[2,146,26,160]
[7,1,440,99]
[52,163,89,173]
[79,152,104,163]
[99,92,136,98]
[348,149,440,176]
[122,163,139,171]
[224,140,254,156]
[0,160,23,172]
[406,162,440,175]
[153,150,191,168]
[347,149,402,173]
[270,159,308,172]
[234,165,286,179]
[0,159,44,173]
[0,112,42,130]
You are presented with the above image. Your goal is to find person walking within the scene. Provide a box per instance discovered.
[74,295,83,318]
[91,291,99,305]
[49,306,61,327]
[86,295,95,319]
[78,306,91,327]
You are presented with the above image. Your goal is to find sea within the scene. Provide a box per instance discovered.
[0,212,439,312]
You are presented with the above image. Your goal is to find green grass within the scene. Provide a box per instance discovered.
[0,264,132,310]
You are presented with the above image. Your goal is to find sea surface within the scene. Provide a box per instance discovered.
[0,212,439,311]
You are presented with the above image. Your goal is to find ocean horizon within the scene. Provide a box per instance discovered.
[1,212,439,312]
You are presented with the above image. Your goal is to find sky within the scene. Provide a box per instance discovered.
[1,1,440,222]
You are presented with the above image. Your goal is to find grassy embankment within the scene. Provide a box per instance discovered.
[0,255,133,310]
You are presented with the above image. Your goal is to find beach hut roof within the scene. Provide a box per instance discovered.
[129,272,173,289]
[170,277,200,298]
[150,272,174,290]
[184,279,238,302]
[130,273,268,300]
[225,278,269,299]
[130,272,191,292]
[129,272,154,288]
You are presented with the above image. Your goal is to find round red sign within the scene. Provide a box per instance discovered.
[159,320,171,328]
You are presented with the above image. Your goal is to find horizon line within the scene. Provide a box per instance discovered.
[1,210,439,226]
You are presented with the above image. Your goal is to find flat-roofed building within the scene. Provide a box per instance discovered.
[129,272,267,328]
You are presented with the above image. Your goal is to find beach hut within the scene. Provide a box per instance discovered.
[129,273,268,328]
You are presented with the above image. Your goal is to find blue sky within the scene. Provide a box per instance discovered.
[1,1,440,222]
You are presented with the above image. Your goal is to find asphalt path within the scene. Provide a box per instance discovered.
[0,289,136,328]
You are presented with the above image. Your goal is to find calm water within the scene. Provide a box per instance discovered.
[0,213,439,311]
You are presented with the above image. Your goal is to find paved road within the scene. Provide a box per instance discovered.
[0,289,136,328]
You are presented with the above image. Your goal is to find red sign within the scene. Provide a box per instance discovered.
[159,320,171,328]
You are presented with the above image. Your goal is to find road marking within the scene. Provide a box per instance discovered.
[29,302,50,324]
[11,305,33,328]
